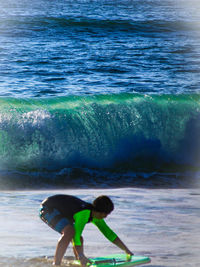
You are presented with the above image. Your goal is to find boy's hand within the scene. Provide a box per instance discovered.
[79,254,91,266]
[126,251,134,262]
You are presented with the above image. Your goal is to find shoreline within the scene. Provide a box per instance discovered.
[0,188,199,267]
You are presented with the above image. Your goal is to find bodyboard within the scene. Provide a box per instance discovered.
[73,253,151,267]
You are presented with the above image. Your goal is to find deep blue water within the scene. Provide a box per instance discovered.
[0,0,200,188]
[1,0,200,96]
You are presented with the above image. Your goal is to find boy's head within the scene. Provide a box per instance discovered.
[93,195,114,214]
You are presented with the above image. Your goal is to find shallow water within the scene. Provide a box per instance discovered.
[0,188,199,266]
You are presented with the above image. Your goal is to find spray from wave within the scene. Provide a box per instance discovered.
[0,93,199,188]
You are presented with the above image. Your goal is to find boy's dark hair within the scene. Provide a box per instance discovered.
[93,195,114,214]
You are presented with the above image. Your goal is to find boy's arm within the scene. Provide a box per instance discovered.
[73,210,92,266]
[93,218,133,256]
[92,218,117,242]
[73,209,90,246]
[112,236,133,255]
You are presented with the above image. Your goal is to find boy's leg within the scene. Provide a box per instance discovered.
[53,225,75,265]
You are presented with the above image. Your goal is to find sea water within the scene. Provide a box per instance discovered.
[0,0,200,184]
[1,0,200,97]
[0,0,200,266]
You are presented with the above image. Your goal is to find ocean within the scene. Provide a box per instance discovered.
[0,0,200,266]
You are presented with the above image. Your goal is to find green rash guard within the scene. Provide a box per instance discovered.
[73,209,117,246]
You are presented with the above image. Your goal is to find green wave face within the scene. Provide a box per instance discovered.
[0,93,199,172]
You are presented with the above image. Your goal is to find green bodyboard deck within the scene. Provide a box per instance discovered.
[73,254,151,267]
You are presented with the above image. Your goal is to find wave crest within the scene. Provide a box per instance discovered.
[0,94,199,174]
